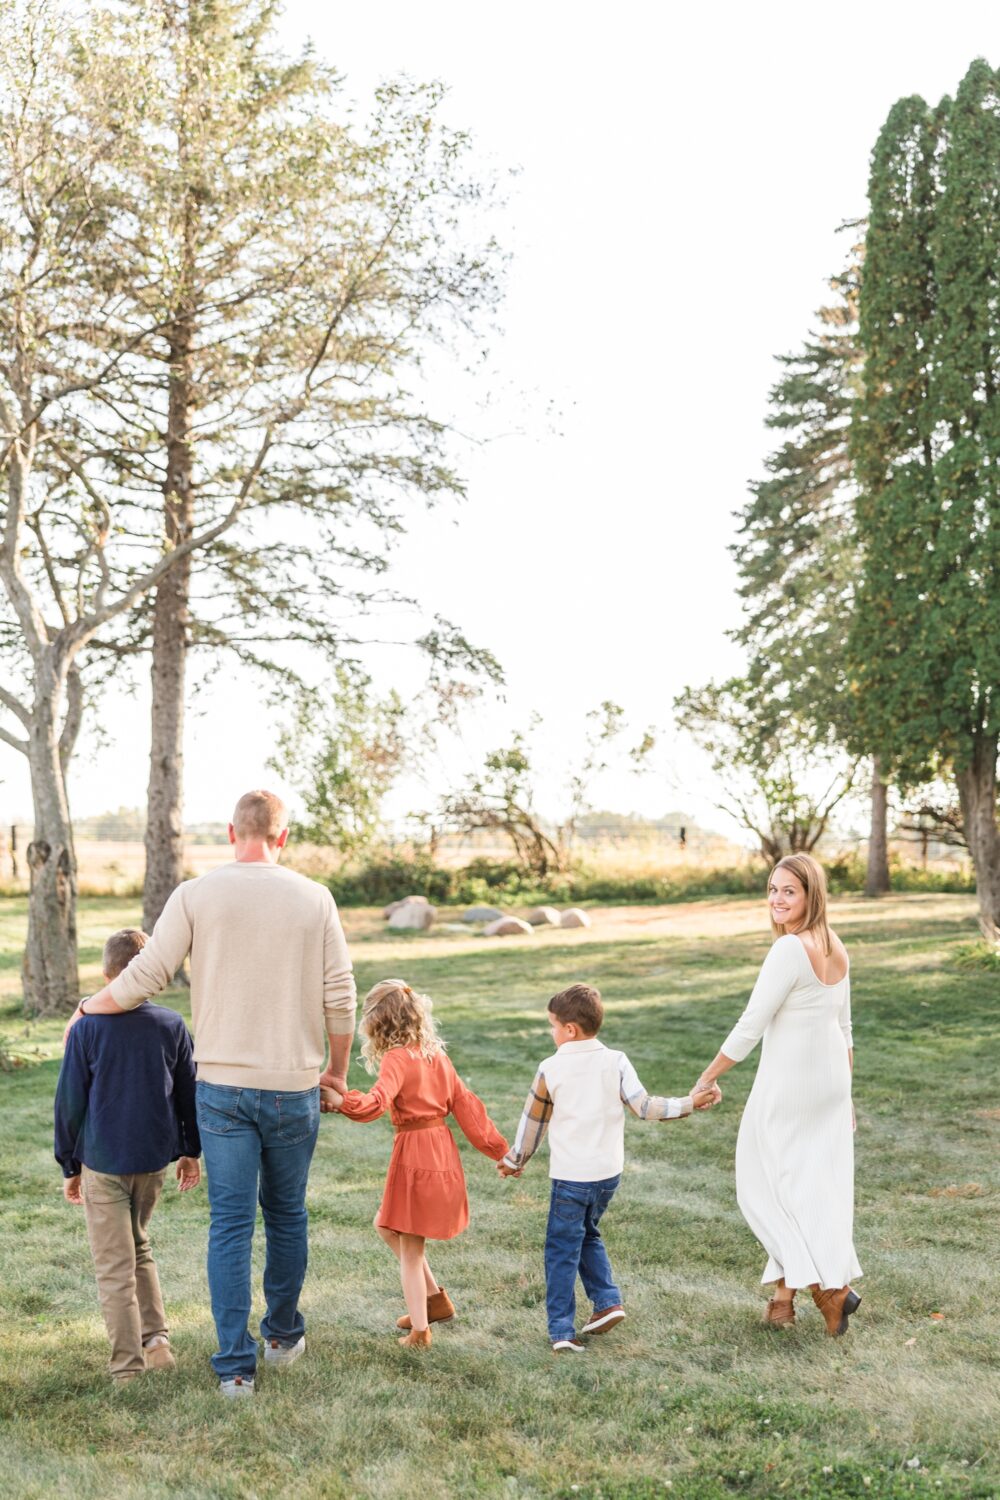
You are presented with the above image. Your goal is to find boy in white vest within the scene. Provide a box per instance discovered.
[499,983,719,1352]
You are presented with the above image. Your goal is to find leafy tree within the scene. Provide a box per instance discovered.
[59,0,504,936]
[728,248,894,893]
[268,669,408,857]
[850,64,1000,943]
[674,677,858,863]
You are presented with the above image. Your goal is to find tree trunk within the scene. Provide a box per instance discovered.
[865,757,891,897]
[22,704,79,1016]
[142,309,194,937]
[955,733,1000,947]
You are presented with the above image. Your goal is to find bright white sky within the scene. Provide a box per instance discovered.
[3,2,998,839]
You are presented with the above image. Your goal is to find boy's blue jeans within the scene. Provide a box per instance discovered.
[544,1174,622,1341]
[196,1082,320,1380]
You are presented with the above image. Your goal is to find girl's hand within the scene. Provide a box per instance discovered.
[497,1161,522,1177]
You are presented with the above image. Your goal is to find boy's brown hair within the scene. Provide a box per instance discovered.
[102,928,148,981]
[548,983,603,1036]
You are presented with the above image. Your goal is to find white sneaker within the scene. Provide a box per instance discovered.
[219,1375,255,1398]
[263,1335,305,1368]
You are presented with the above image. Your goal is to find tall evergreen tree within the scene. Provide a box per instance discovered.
[851,67,1000,943]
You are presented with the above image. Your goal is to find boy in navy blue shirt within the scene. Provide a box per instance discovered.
[54,929,201,1383]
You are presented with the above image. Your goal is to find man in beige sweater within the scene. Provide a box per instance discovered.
[67,790,356,1397]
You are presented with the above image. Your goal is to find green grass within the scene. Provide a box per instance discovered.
[1,893,998,1499]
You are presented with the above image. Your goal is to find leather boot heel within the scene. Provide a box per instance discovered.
[843,1290,861,1317]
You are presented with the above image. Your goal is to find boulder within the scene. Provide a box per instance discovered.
[523,905,561,927]
[462,906,505,923]
[383,894,431,920]
[559,907,591,929]
[388,900,436,931]
[484,916,534,937]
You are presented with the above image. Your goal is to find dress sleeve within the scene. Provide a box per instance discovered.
[450,1065,509,1160]
[839,971,853,1050]
[720,936,800,1063]
[337,1052,405,1122]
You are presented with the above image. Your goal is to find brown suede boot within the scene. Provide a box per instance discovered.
[811,1284,862,1337]
[396,1287,456,1330]
[763,1296,796,1328]
[398,1327,432,1350]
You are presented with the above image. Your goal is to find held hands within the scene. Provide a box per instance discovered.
[63,1175,83,1204]
[176,1157,200,1192]
[691,1081,723,1111]
[496,1161,522,1178]
[320,1086,344,1113]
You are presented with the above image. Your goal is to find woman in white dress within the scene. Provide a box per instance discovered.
[692,853,862,1335]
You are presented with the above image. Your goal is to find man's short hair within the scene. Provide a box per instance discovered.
[548,983,604,1036]
[103,928,148,981]
[232,789,288,844]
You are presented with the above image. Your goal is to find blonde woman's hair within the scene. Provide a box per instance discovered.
[358,978,445,1074]
[768,853,832,956]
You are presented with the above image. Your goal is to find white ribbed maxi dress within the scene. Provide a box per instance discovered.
[722,933,861,1291]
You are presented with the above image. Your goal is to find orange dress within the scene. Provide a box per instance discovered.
[337,1048,509,1239]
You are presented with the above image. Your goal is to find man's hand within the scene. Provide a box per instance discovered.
[319,1069,348,1096]
[63,1003,87,1044]
[319,1086,343,1113]
[692,1083,722,1111]
[176,1157,200,1191]
[497,1161,522,1178]
[63,1175,83,1204]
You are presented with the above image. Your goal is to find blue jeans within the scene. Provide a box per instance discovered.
[544,1175,622,1341]
[196,1082,320,1379]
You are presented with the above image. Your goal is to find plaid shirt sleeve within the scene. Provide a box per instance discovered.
[501,1067,553,1170]
[618,1053,692,1121]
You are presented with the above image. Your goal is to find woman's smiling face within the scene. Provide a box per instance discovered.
[768,867,807,930]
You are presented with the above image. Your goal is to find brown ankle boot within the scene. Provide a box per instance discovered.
[811,1284,861,1337]
[763,1295,796,1328]
[396,1287,455,1330]
[398,1327,432,1349]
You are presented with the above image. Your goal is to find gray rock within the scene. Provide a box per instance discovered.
[462,906,505,923]
[559,907,591,929]
[383,894,432,920]
[523,905,561,927]
[484,916,534,937]
[387,900,436,931]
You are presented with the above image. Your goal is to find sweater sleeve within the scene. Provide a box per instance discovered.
[337,1052,405,1122]
[618,1052,692,1120]
[173,1025,202,1158]
[501,1067,552,1171]
[323,894,357,1036]
[53,1026,91,1177]
[450,1067,509,1160]
[109,885,193,1009]
[720,936,800,1062]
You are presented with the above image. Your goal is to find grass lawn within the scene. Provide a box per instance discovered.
[1,892,998,1500]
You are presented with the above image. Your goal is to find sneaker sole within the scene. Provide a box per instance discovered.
[582,1310,626,1336]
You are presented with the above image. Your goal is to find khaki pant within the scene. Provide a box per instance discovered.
[81,1166,168,1377]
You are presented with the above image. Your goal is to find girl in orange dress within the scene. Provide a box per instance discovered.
[328,978,508,1349]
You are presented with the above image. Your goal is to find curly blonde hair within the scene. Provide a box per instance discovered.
[359,978,445,1074]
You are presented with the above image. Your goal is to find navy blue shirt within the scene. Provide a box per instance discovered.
[54,1003,201,1177]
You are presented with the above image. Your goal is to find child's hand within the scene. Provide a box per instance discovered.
[692,1083,722,1111]
[63,1175,83,1204]
[320,1086,343,1112]
[497,1161,522,1178]
[176,1157,201,1191]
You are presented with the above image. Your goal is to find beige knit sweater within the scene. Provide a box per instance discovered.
[109,862,357,1090]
